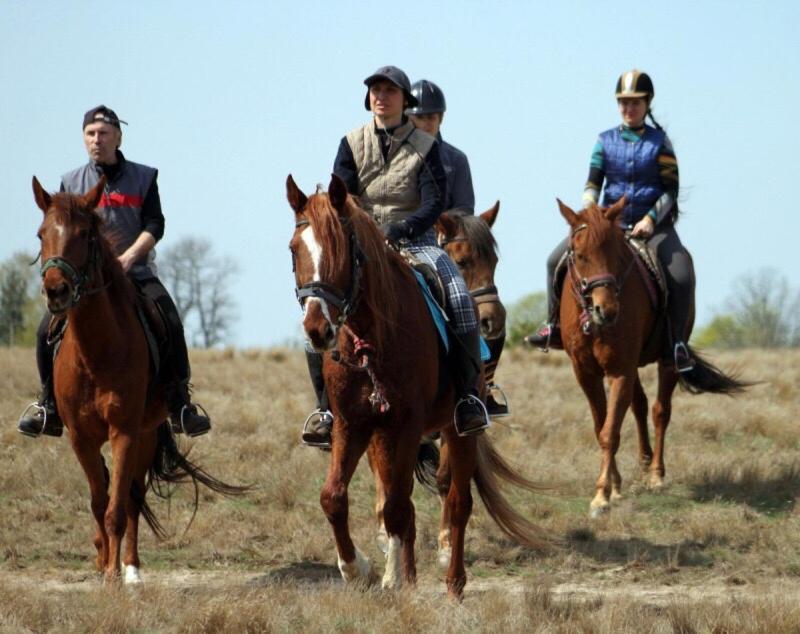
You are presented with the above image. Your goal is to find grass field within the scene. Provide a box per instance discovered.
[1,345,799,633]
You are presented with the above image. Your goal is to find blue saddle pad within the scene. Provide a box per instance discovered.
[412,269,490,361]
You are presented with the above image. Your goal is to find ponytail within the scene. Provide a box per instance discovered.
[647,108,663,130]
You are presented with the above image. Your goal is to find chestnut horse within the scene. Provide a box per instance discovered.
[557,199,747,517]
[287,174,546,599]
[437,203,508,412]
[32,176,243,583]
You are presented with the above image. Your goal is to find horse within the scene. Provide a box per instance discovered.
[437,203,508,414]
[32,176,244,583]
[556,198,747,517]
[287,174,547,599]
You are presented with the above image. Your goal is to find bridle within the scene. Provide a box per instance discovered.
[439,233,501,307]
[567,223,635,332]
[293,217,366,327]
[39,225,108,309]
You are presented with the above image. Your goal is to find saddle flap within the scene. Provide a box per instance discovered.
[399,248,447,308]
[626,237,667,310]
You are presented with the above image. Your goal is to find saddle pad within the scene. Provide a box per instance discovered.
[411,269,491,361]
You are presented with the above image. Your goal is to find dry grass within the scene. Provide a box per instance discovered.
[1,345,799,632]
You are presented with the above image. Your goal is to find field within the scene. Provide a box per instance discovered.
[1,345,799,633]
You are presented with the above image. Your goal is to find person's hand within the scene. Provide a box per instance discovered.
[631,215,655,238]
[382,220,410,243]
[118,251,135,273]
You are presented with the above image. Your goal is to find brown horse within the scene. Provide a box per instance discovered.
[32,176,243,583]
[287,174,546,599]
[437,203,508,413]
[556,199,747,517]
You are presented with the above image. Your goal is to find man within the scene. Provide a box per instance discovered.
[406,79,475,215]
[18,105,211,438]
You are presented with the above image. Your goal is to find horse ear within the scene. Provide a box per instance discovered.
[436,212,458,239]
[32,176,54,214]
[604,196,626,222]
[480,201,500,228]
[328,173,348,213]
[557,198,580,226]
[82,176,106,211]
[286,174,308,214]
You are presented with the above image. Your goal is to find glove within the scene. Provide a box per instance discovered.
[382,220,411,243]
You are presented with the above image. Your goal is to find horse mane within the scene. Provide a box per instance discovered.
[46,192,137,305]
[450,213,498,261]
[302,192,405,355]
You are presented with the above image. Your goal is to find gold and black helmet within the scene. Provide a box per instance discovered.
[615,69,654,101]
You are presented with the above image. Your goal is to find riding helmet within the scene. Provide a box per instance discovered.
[363,65,418,111]
[405,79,446,115]
[615,69,655,101]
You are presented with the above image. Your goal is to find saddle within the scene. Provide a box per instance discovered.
[399,248,446,307]
[133,290,170,387]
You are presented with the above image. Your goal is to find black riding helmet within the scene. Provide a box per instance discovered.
[363,65,419,111]
[615,69,655,102]
[405,79,446,115]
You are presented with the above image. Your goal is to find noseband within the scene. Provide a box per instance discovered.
[293,218,365,326]
[40,232,105,308]
[439,234,501,307]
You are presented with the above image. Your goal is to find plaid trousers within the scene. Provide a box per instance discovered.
[405,230,478,335]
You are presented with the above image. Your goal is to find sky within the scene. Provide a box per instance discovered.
[2,1,799,348]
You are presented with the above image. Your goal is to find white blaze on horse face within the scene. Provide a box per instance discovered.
[300,225,336,328]
[382,535,403,589]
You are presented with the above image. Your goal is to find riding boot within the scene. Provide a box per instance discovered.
[450,328,490,436]
[483,333,509,417]
[302,350,333,448]
[524,302,563,350]
[18,379,63,438]
[167,379,211,437]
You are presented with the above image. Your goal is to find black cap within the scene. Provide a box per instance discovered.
[406,79,446,115]
[362,65,418,111]
[82,105,128,129]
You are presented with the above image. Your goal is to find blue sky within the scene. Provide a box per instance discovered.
[2,1,798,347]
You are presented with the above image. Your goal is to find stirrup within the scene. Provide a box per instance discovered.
[486,383,510,418]
[453,395,491,437]
[674,342,695,374]
[302,410,333,449]
[178,402,211,436]
[18,402,47,438]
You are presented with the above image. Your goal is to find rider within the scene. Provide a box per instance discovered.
[406,79,475,216]
[301,65,490,447]
[526,70,696,372]
[18,105,212,438]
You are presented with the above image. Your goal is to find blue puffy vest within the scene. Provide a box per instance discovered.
[600,125,665,226]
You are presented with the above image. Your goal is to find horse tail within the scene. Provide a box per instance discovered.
[414,438,440,495]
[473,435,552,550]
[143,422,250,536]
[678,345,751,395]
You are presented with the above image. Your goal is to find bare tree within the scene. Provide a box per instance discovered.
[159,238,238,348]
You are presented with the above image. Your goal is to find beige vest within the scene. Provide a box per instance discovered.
[345,120,436,225]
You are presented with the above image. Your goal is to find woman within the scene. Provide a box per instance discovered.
[527,69,696,372]
[301,65,489,447]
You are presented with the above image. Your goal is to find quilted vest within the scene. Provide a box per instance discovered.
[61,156,158,280]
[345,120,436,225]
[599,125,665,226]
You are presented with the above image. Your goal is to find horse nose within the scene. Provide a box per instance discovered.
[46,282,70,303]
[480,316,494,337]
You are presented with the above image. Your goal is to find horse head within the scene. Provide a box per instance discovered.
[437,202,506,339]
[558,197,627,328]
[287,173,361,351]
[32,176,106,315]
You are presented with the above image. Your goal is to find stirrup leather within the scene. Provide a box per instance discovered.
[453,395,491,437]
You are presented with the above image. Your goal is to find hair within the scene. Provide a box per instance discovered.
[448,213,498,263]
[302,191,407,356]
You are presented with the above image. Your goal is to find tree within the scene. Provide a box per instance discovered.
[505,291,547,346]
[159,237,238,348]
[0,252,40,346]
[693,268,800,349]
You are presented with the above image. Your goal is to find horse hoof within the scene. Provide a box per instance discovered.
[589,504,610,519]
[338,548,376,586]
[648,476,665,490]
[610,490,623,502]
[124,565,143,586]
[437,547,452,569]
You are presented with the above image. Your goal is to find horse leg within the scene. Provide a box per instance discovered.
[321,431,375,585]
[591,373,633,518]
[436,438,452,568]
[649,361,679,489]
[123,429,157,585]
[439,428,476,600]
[70,437,110,573]
[370,430,419,590]
[104,429,139,583]
[367,451,389,555]
[632,373,654,477]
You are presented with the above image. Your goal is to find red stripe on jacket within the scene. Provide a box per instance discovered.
[97,192,144,208]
